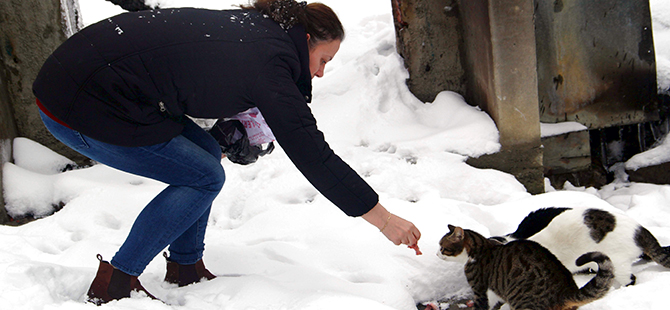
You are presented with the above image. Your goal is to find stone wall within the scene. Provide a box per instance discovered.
[0,53,16,223]
[391,0,466,103]
[0,0,87,166]
[1,0,84,223]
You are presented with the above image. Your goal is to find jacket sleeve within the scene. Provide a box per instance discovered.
[251,56,379,217]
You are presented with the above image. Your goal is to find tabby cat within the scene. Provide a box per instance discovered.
[494,207,670,287]
[438,224,614,310]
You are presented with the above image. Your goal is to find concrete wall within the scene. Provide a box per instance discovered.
[0,54,17,223]
[456,0,544,194]
[0,0,87,166]
[391,0,544,193]
[1,0,84,223]
[459,0,541,147]
[391,0,466,103]
[392,0,658,193]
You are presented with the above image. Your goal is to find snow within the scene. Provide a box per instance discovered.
[626,133,670,171]
[2,0,670,309]
[652,0,670,93]
[60,0,84,37]
[12,138,75,175]
[540,122,588,138]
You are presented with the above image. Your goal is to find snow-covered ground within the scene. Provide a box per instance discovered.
[2,0,670,309]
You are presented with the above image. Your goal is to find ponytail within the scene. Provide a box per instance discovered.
[240,0,345,47]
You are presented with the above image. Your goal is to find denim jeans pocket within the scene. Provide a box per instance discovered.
[39,109,90,150]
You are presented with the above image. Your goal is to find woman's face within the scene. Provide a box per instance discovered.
[308,38,341,79]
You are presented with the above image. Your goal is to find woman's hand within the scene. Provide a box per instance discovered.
[362,203,422,255]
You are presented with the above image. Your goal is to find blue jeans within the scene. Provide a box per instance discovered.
[39,110,224,276]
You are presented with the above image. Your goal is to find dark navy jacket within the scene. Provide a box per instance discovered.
[33,8,378,216]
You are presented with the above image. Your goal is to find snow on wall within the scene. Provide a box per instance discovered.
[60,0,83,37]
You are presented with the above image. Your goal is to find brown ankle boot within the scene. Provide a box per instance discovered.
[163,252,216,287]
[86,254,158,305]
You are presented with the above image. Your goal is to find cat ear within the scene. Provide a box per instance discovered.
[453,226,464,241]
[448,225,464,241]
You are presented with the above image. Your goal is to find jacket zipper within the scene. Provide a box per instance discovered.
[158,101,167,113]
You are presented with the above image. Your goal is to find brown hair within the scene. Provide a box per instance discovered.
[240,0,345,48]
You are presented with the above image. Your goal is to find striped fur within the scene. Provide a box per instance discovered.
[438,225,614,310]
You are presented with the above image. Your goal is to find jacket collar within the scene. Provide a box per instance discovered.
[286,24,312,103]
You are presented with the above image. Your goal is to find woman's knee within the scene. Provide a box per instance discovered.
[208,145,222,161]
[202,164,225,192]
[213,165,226,190]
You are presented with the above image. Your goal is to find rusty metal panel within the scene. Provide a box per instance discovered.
[536,0,658,128]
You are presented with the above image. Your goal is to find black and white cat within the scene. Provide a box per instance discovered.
[493,207,670,287]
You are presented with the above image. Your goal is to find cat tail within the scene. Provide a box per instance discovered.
[635,226,670,268]
[570,252,614,306]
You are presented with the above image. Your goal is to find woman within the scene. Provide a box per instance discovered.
[33,0,421,304]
